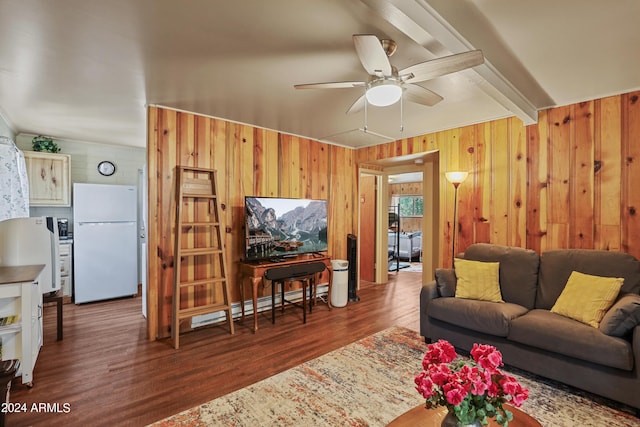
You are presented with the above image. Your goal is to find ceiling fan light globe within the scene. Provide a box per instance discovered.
[365,82,402,106]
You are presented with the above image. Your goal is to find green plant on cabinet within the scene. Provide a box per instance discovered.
[31,135,61,153]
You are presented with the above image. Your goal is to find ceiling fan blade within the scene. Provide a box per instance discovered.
[403,84,444,107]
[294,81,366,90]
[399,50,484,83]
[346,94,366,114]
[353,34,392,76]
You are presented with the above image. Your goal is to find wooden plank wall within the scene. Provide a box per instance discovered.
[356,117,527,267]
[356,90,640,268]
[147,90,639,339]
[147,107,356,339]
[527,93,640,254]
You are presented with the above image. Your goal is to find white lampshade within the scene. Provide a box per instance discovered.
[445,171,469,184]
[365,81,402,106]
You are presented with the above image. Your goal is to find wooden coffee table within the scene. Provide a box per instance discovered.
[387,403,542,426]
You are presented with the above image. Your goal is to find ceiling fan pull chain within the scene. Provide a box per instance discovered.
[363,93,368,132]
[400,92,404,132]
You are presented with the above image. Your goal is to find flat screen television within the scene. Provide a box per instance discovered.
[244,196,328,261]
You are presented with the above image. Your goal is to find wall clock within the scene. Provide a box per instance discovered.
[97,160,116,176]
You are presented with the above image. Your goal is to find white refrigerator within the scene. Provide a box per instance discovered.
[73,183,138,304]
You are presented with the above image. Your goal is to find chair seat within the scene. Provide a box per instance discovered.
[265,262,327,324]
[264,262,326,281]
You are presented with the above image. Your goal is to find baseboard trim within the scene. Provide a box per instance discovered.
[191,284,329,328]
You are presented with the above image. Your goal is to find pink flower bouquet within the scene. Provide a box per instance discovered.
[414,340,529,426]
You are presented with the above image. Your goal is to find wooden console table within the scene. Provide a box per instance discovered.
[238,255,333,332]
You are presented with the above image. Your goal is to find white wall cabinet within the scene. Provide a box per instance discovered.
[24,151,71,206]
[0,265,43,386]
[59,241,73,297]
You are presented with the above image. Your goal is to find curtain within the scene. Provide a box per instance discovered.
[0,136,29,221]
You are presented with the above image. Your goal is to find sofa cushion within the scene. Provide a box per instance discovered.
[454,259,503,303]
[550,271,623,328]
[537,249,640,310]
[435,268,456,297]
[428,297,528,337]
[599,293,640,337]
[508,309,634,371]
[463,243,539,309]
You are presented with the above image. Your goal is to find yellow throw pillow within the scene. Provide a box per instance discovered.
[551,271,624,328]
[454,258,503,303]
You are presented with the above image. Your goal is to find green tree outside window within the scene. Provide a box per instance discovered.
[398,195,423,217]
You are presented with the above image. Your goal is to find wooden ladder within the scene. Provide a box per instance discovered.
[172,166,234,349]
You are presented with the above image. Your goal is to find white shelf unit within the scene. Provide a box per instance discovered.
[59,241,73,297]
[0,266,43,386]
[0,324,22,336]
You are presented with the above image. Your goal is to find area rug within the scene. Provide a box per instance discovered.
[403,263,422,273]
[388,261,410,271]
[150,326,640,427]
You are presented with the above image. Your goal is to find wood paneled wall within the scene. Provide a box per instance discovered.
[527,95,640,254]
[147,90,639,340]
[356,117,528,267]
[147,107,356,339]
[356,91,640,268]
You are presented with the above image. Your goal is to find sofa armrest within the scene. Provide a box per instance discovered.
[421,280,439,304]
[420,280,440,342]
[434,268,457,297]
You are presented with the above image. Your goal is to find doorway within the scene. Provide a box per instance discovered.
[358,151,440,285]
[388,172,424,274]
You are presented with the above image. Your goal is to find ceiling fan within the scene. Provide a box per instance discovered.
[294,34,484,113]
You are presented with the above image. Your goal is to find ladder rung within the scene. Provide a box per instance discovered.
[177,303,231,319]
[178,277,226,288]
[178,166,215,173]
[182,193,216,199]
[179,248,223,256]
[181,222,220,227]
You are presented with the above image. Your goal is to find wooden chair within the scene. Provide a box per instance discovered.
[264,262,327,324]
[43,291,63,341]
[0,359,19,427]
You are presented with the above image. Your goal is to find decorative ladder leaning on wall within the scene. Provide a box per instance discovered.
[172,166,234,349]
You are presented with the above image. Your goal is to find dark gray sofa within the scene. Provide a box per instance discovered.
[420,243,640,415]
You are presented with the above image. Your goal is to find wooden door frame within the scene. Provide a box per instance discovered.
[358,151,440,285]
[358,172,377,282]
[358,169,385,285]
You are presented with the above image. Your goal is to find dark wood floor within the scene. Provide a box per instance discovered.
[8,270,423,427]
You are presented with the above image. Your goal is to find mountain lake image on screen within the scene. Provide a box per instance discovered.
[244,197,328,261]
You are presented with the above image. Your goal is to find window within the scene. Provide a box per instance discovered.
[392,195,423,217]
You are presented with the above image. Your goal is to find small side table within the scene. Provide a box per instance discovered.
[43,292,63,341]
[388,404,541,427]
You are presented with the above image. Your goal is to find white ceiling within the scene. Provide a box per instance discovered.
[0,0,638,149]
[389,172,423,184]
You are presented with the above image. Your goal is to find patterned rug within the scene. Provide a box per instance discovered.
[150,327,640,427]
[388,261,410,271]
[388,262,422,272]
[403,263,422,273]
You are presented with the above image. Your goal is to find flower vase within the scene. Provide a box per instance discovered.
[441,410,482,427]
